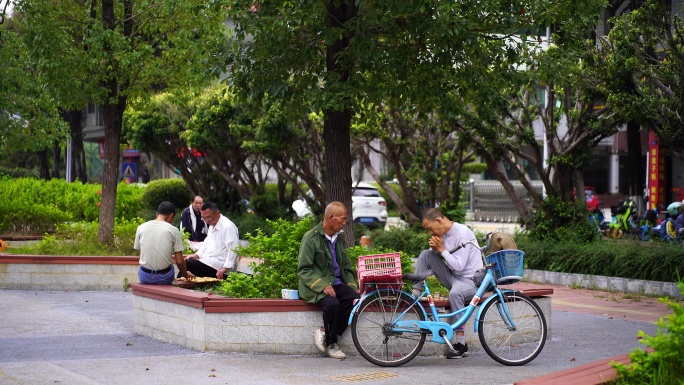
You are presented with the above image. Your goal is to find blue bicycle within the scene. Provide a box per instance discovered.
[349,238,547,367]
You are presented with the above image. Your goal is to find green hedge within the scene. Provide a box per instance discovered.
[516,236,684,283]
[368,227,431,259]
[9,219,143,256]
[0,177,145,234]
[211,217,414,299]
[248,183,294,220]
[141,178,191,211]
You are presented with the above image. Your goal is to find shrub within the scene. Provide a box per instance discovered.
[368,227,431,259]
[612,282,684,384]
[0,201,72,234]
[516,236,684,283]
[231,214,275,238]
[248,184,293,219]
[115,183,147,220]
[218,217,314,298]
[0,165,38,179]
[528,195,598,243]
[10,219,143,256]
[215,217,415,299]
[141,178,191,211]
[0,177,146,230]
[0,177,97,222]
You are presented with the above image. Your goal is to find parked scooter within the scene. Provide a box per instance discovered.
[588,208,608,235]
[605,199,638,238]
[637,208,658,241]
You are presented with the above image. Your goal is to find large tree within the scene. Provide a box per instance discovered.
[0,13,68,166]
[125,84,326,212]
[352,105,477,223]
[15,0,229,243]
[226,0,583,243]
[594,0,684,159]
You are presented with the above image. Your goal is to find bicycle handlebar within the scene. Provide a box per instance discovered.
[448,238,484,254]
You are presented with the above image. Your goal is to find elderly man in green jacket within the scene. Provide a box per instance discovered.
[298,201,360,359]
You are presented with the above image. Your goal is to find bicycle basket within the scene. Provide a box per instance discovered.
[357,253,402,290]
[484,250,524,285]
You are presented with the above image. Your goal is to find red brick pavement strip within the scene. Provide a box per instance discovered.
[509,281,675,324]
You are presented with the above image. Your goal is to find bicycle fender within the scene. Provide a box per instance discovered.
[473,289,517,333]
[395,320,453,344]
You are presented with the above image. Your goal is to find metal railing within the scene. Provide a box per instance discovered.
[461,180,543,223]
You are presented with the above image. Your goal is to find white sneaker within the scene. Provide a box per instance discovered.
[313,328,326,353]
[325,343,346,359]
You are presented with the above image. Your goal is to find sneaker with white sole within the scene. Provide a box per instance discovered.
[313,328,326,353]
[325,343,346,359]
[445,342,469,359]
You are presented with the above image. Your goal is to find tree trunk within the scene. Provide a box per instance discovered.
[626,121,644,212]
[52,141,60,179]
[324,0,356,246]
[556,163,575,203]
[97,101,125,245]
[359,146,419,223]
[37,150,51,180]
[97,0,130,245]
[484,156,533,227]
[62,109,88,183]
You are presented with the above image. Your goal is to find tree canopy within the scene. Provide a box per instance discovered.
[12,0,230,243]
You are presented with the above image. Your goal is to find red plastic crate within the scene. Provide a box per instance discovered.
[357,253,402,289]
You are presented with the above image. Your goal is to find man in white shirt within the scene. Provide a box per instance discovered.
[182,202,240,279]
[409,208,483,360]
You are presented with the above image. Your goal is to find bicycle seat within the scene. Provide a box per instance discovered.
[402,272,431,282]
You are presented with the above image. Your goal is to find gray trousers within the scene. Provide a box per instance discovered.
[414,249,477,324]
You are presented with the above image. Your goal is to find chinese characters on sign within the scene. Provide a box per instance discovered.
[648,131,665,210]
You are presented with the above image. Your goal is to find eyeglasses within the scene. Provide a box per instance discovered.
[201,213,215,222]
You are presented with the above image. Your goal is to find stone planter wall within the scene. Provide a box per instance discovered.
[131,283,553,356]
[0,254,139,291]
[524,269,682,298]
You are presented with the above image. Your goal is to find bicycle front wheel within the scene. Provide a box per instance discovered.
[478,292,547,366]
[351,290,427,367]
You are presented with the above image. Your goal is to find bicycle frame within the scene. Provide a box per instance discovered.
[349,266,519,346]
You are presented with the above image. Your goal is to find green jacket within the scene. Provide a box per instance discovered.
[297,224,358,304]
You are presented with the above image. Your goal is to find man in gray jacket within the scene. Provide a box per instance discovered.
[411,207,483,359]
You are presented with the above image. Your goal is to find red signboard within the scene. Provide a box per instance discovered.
[648,131,666,210]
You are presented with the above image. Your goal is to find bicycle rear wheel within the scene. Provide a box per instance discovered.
[351,289,427,367]
[478,292,547,366]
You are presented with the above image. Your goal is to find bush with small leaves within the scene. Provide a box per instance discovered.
[612,282,684,384]
[141,179,191,211]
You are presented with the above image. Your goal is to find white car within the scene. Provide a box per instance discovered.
[291,182,388,228]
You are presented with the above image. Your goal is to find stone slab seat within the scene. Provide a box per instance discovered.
[515,348,654,385]
[425,288,554,308]
[0,254,138,264]
[130,283,553,355]
[130,283,552,312]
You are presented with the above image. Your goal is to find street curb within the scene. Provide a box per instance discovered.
[524,269,682,298]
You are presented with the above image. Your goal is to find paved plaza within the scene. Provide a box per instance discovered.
[0,280,671,385]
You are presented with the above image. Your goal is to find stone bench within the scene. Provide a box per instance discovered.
[515,348,654,385]
[131,283,552,355]
[0,253,139,291]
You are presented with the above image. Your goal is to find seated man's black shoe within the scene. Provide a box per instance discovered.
[445,343,469,359]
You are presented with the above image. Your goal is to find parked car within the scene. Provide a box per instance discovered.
[584,186,601,211]
[291,182,388,228]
